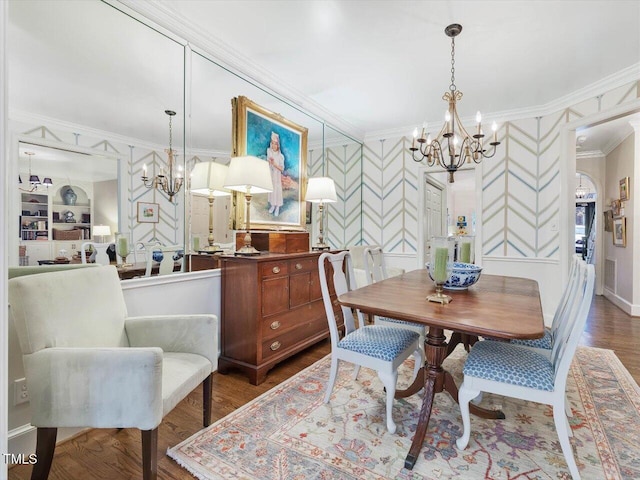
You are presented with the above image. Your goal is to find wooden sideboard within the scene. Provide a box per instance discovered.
[219,251,342,385]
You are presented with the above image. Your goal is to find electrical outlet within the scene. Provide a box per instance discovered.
[13,378,29,405]
[71,243,77,250]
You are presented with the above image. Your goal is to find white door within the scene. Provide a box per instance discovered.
[424,177,445,265]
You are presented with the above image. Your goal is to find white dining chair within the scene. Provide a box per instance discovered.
[80,241,112,266]
[363,246,425,352]
[145,244,184,277]
[456,261,594,480]
[510,255,582,355]
[318,251,424,434]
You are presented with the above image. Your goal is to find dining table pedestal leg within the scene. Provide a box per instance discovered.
[403,327,505,470]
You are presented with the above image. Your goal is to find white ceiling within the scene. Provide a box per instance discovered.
[7,0,640,155]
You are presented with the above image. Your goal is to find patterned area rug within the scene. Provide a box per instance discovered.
[168,346,640,479]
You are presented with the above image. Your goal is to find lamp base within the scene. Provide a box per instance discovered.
[235,244,261,256]
[311,243,331,251]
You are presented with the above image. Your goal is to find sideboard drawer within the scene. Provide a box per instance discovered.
[260,260,289,278]
[261,316,327,361]
[288,257,315,274]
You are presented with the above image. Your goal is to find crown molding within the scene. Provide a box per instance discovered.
[114,0,364,142]
[366,63,640,142]
[601,129,634,156]
[576,149,605,159]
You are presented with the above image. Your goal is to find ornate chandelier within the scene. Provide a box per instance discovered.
[141,110,184,202]
[410,24,501,183]
[575,174,588,199]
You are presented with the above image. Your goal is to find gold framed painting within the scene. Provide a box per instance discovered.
[231,96,308,231]
[619,176,630,202]
[612,216,626,247]
[611,199,621,217]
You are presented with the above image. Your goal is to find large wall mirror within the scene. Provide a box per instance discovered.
[7,0,363,269]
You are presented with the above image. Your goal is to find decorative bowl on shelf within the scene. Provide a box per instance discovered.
[426,262,482,290]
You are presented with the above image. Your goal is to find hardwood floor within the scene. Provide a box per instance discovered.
[8,295,639,479]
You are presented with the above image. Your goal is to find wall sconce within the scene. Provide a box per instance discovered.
[190,160,231,252]
[223,156,273,255]
[305,177,337,250]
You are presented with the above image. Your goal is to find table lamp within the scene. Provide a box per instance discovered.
[305,177,337,250]
[92,225,111,243]
[190,160,231,252]
[223,156,273,255]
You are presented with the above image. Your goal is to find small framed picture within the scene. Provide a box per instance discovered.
[611,199,621,217]
[604,210,613,232]
[137,202,159,223]
[619,176,630,202]
[612,216,626,247]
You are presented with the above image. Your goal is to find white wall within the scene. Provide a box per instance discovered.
[603,134,635,307]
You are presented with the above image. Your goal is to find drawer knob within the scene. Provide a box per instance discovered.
[270,341,281,351]
[295,263,303,270]
[270,321,281,330]
[272,266,281,274]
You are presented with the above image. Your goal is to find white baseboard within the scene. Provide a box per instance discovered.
[603,288,640,316]
[8,424,87,456]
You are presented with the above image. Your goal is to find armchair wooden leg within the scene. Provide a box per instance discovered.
[31,427,57,480]
[203,373,212,427]
[141,428,158,480]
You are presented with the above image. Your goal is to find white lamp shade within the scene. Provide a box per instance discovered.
[223,156,273,194]
[191,161,231,196]
[92,225,111,237]
[305,177,337,203]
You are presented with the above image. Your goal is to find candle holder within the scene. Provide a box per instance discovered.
[457,234,475,264]
[115,232,133,267]
[427,236,455,304]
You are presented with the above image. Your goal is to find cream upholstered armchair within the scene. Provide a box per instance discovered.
[8,266,218,480]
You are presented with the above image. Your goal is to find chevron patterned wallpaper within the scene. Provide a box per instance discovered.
[361,79,639,258]
[13,79,638,259]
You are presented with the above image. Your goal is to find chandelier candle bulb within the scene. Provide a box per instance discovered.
[492,122,498,143]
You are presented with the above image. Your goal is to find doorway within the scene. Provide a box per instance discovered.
[417,168,478,268]
[575,173,597,263]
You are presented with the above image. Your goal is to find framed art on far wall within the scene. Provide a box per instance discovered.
[612,216,626,247]
[619,176,630,202]
[137,202,159,223]
[604,209,613,232]
[231,95,308,231]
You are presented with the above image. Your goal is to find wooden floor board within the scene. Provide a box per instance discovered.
[8,295,638,479]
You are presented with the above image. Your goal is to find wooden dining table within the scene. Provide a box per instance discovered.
[338,268,545,470]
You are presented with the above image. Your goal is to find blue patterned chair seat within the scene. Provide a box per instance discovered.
[463,340,554,391]
[510,328,552,349]
[339,325,420,362]
[378,316,422,328]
